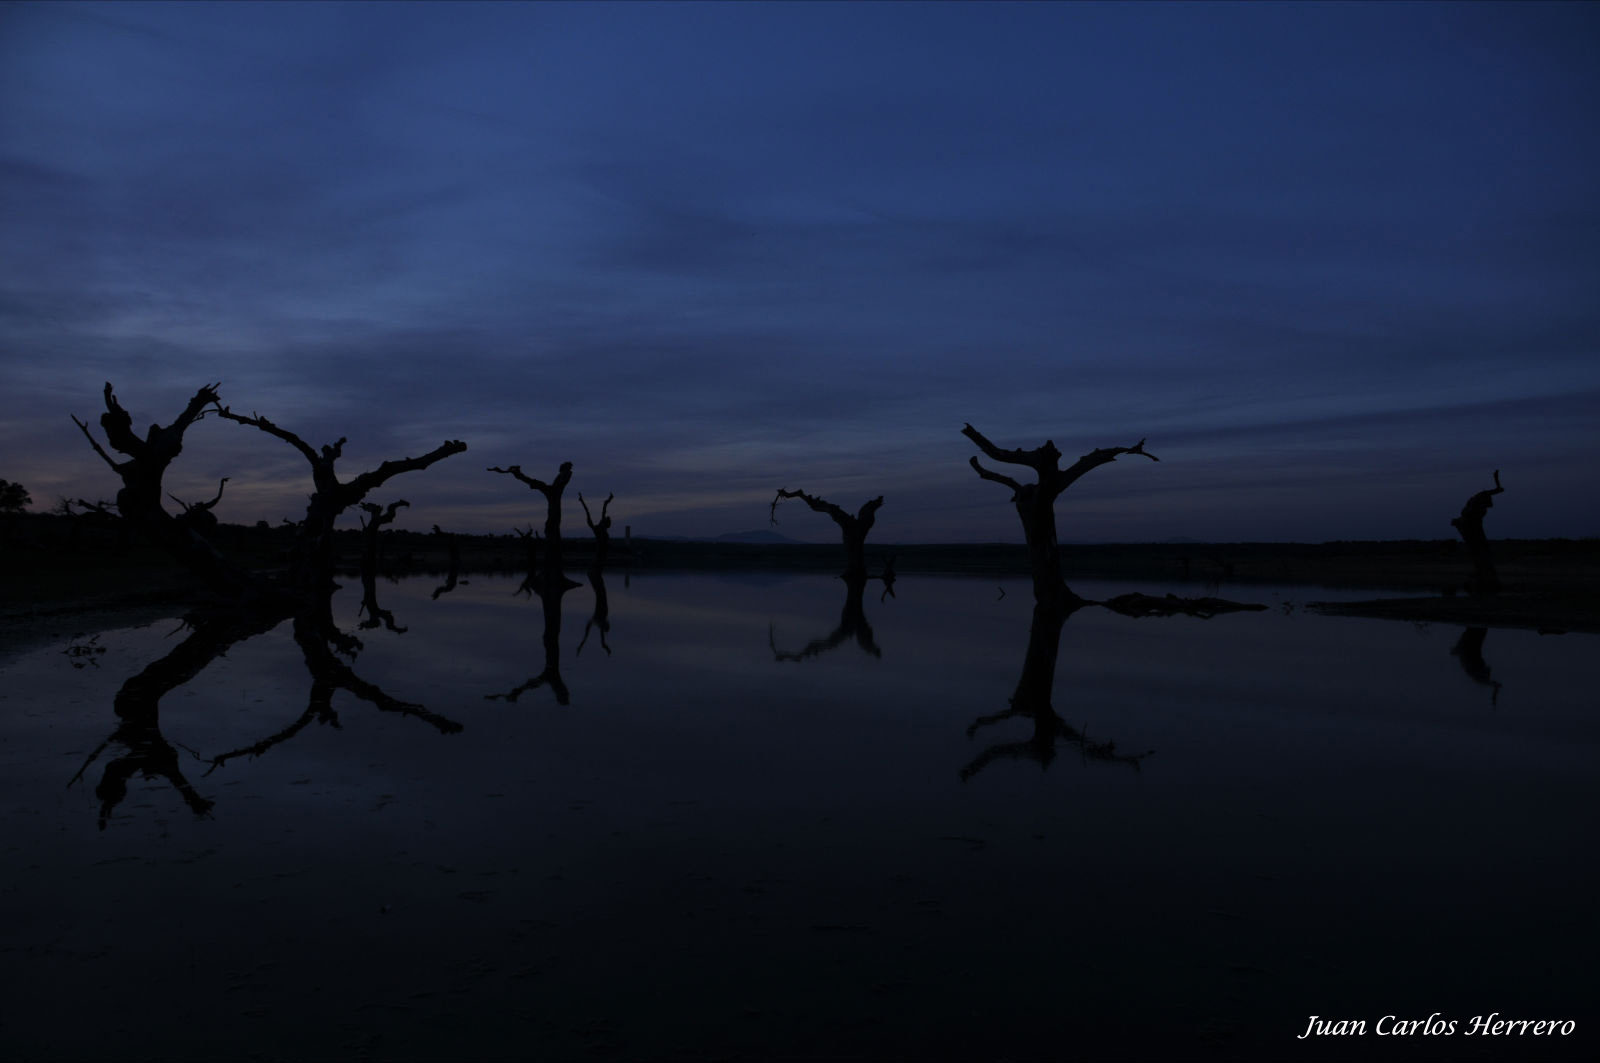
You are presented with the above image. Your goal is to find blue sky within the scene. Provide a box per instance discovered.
[2,1,1596,542]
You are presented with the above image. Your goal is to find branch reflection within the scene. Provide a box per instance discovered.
[961,603,1152,781]
[488,579,578,706]
[770,573,892,662]
[1450,626,1502,706]
[576,570,611,658]
[71,591,462,828]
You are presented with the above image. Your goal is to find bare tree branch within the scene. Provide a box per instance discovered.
[213,406,321,465]
[216,403,464,590]
[967,457,1026,496]
[71,414,121,471]
[579,491,614,532]
[963,423,1158,611]
[490,461,573,585]
[961,422,1062,473]
[770,487,885,580]
[1054,438,1160,493]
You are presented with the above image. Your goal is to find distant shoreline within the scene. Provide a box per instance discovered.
[4,516,1597,640]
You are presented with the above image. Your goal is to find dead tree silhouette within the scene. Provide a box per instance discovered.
[73,383,271,601]
[579,491,614,574]
[770,488,884,581]
[1451,470,1504,595]
[170,477,229,536]
[490,461,574,590]
[215,404,466,593]
[962,424,1157,612]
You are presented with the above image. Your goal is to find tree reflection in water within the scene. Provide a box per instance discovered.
[487,578,578,706]
[70,591,462,829]
[576,570,611,658]
[1450,626,1502,706]
[961,602,1152,781]
[770,572,893,662]
[356,500,408,632]
[962,586,1273,779]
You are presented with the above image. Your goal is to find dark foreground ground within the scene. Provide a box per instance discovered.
[3,515,1598,639]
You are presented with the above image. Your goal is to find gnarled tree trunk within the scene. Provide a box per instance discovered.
[962,423,1158,613]
[1451,470,1504,595]
[74,383,273,603]
[215,404,466,593]
[490,461,573,591]
[770,488,884,581]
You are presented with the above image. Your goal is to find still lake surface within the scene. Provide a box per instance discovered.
[2,571,1594,1061]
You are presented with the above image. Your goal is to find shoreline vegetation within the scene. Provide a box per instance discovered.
[3,514,1598,639]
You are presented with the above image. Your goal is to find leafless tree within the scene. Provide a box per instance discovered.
[579,491,615,574]
[489,461,572,588]
[962,423,1157,611]
[215,404,466,591]
[74,382,270,601]
[770,488,884,581]
[1451,470,1504,595]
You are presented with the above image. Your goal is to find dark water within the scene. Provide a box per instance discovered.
[2,573,1594,1061]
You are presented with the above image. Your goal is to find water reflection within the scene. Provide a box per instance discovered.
[357,568,406,633]
[429,524,463,599]
[13,572,1594,1063]
[576,570,612,657]
[488,578,578,705]
[357,500,408,631]
[1450,626,1502,706]
[769,573,892,661]
[67,614,278,828]
[71,593,462,828]
[961,602,1151,780]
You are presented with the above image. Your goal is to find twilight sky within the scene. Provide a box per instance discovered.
[3,1,1597,543]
